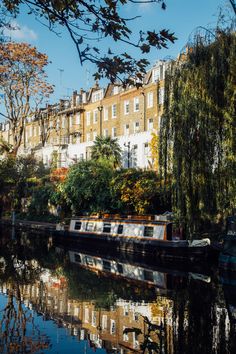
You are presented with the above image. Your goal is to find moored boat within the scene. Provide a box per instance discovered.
[54,213,212,261]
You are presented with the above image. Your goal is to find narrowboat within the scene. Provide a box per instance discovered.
[219,216,236,271]
[54,214,212,261]
[66,250,211,289]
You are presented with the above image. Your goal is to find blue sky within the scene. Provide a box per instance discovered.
[1,0,231,107]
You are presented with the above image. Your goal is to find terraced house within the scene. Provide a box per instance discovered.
[0,60,168,169]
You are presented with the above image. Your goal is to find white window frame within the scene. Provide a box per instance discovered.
[103,128,109,137]
[124,100,129,115]
[104,107,108,121]
[133,97,139,112]
[124,124,129,136]
[112,127,117,137]
[86,112,91,126]
[110,320,116,334]
[76,113,80,125]
[134,121,140,133]
[112,104,117,118]
[148,118,154,130]
[147,92,154,108]
[86,132,90,142]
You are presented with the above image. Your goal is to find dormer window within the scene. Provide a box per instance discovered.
[92,89,103,102]
[113,86,119,95]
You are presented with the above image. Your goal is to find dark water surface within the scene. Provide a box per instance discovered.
[0,226,236,354]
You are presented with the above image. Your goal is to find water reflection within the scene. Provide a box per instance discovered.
[0,226,236,353]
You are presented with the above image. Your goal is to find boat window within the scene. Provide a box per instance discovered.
[86,222,94,231]
[103,260,111,271]
[117,224,123,234]
[85,256,94,266]
[143,270,154,282]
[74,253,81,263]
[144,226,154,237]
[74,221,82,230]
[103,223,111,233]
[117,263,123,274]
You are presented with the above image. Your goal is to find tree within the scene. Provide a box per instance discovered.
[2,0,176,85]
[91,135,122,168]
[111,169,170,214]
[0,156,49,215]
[63,159,115,214]
[159,27,236,236]
[0,42,53,156]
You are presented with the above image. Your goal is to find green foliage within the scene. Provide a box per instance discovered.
[91,135,122,168]
[111,169,170,214]
[63,159,115,214]
[0,156,50,215]
[27,184,54,217]
[2,0,176,85]
[160,28,236,236]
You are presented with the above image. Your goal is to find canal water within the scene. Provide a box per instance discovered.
[0,227,235,354]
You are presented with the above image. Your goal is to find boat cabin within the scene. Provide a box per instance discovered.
[69,216,174,240]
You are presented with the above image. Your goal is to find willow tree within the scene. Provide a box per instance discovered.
[160,27,236,236]
[0,42,53,156]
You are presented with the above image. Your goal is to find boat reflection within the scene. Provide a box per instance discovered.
[0,227,235,353]
[66,249,211,290]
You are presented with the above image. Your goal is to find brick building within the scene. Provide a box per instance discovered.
[0,60,168,169]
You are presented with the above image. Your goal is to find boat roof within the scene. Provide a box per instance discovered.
[71,216,172,225]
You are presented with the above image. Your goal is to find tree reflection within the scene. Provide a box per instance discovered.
[0,233,51,353]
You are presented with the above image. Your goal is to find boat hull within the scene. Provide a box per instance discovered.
[52,230,211,262]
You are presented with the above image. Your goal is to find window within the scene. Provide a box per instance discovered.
[86,222,94,231]
[104,107,108,121]
[86,133,90,142]
[62,116,66,128]
[143,270,154,281]
[102,315,107,329]
[74,221,82,230]
[103,260,111,271]
[144,226,154,237]
[152,67,160,82]
[103,128,109,137]
[124,100,129,115]
[124,124,129,136]
[112,127,117,137]
[85,256,94,266]
[134,97,139,112]
[148,118,154,130]
[103,223,111,233]
[112,104,117,118]
[117,225,123,234]
[117,263,123,274]
[92,89,103,102]
[74,253,81,263]
[92,311,97,327]
[123,327,129,342]
[113,86,119,95]
[159,87,164,104]
[86,112,91,126]
[93,109,98,123]
[124,305,129,316]
[76,113,80,124]
[147,92,154,108]
[69,115,73,127]
[134,121,140,133]
[84,308,89,323]
[110,320,116,334]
